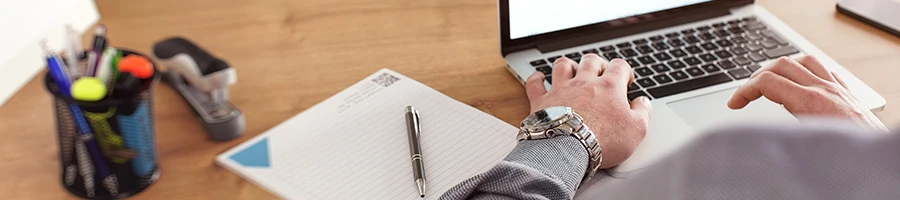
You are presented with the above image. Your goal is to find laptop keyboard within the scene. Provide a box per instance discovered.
[528,17,801,101]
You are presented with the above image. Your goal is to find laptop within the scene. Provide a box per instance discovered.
[499,0,886,173]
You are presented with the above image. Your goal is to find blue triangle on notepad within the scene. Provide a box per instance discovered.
[230,138,271,168]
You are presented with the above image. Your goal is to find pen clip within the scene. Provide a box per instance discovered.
[412,109,421,135]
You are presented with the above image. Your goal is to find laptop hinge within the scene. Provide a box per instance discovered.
[536,9,732,53]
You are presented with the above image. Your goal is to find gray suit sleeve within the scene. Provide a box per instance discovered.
[441,118,900,200]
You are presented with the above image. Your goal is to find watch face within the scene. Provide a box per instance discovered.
[523,106,569,127]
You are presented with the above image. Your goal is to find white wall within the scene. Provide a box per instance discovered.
[0,0,99,106]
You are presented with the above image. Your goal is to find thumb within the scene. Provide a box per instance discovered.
[630,96,652,122]
[524,72,548,102]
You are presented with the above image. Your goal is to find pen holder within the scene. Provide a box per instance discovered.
[45,50,160,199]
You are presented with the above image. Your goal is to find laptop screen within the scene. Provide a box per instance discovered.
[509,0,712,40]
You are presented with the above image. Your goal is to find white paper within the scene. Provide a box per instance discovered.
[217,68,517,200]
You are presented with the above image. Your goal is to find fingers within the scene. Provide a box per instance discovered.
[524,72,547,102]
[832,72,849,89]
[575,54,607,79]
[552,57,577,83]
[630,96,652,123]
[796,56,836,82]
[751,57,824,86]
[598,59,634,92]
[728,71,807,109]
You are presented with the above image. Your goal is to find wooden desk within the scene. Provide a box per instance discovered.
[1,0,898,199]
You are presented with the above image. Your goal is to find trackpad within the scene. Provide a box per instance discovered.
[668,87,796,131]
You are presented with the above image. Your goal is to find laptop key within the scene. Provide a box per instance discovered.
[651,64,670,73]
[728,27,745,35]
[545,75,552,84]
[628,83,640,91]
[712,22,727,28]
[761,40,779,49]
[654,52,672,61]
[637,78,657,87]
[683,35,701,43]
[685,46,704,54]
[746,43,763,52]
[647,73,732,98]
[633,38,649,45]
[747,64,762,72]
[769,36,789,45]
[714,50,734,59]
[748,52,767,62]
[649,35,666,41]
[732,36,749,44]
[668,60,687,69]
[604,52,622,59]
[638,56,656,65]
[566,52,582,59]
[684,57,703,66]
[652,42,670,51]
[701,42,718,51]
[686,67,705,76]
[728,68,752,79]
[715,40,735,47]
[681,29,697,35]
[626,59,641,67]
[547,56,563,63]
[628,90,650,101]
[636,45,655,54]
[620,48,639,57]
[746,32,764,41]
[635,67,655,76]
[583,49,600,55]
[536,66,553,75]
[731,46,749,55]
[669,49,688,58]
[670,71,690,80]
[665,32,681,38]
[530,59,547,66]
[742,17,758,22]
[653,74,674,84]
[616,42,633,48]
[699,32,716,40]
[668,39,686,47]
[697,25,712,31]
[728,19,743,25]
[701,64,721,73]
[714,29,730,37]
[699,54,718,62]
[734,56,752,66]
[763,46,800,59]
[600,45,617,52]
[719,60,737,69]
[744,22,767,30]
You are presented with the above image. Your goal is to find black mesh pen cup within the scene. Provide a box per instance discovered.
[45,50,160,199]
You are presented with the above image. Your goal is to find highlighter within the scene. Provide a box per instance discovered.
[117,55,154,79]
[71,77,107,101]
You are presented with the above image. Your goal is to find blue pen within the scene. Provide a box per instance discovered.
[43,42,119,196]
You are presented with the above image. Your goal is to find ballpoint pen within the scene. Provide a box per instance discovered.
[65,26,83,79]
[405,106,426,198]
[44,43,119,196]
[86,25,107,77]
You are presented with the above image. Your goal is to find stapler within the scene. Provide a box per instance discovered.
[152,37,245,141]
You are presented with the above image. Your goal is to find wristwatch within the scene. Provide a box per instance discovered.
[517,106,602,187]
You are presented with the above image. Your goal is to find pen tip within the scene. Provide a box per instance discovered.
[420,195,425,198]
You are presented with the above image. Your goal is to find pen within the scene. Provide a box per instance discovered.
[86,25,107,76]
[45,44,119,196]
[65,26,83,79]
[96,48,117,85]
[405,106,426,198]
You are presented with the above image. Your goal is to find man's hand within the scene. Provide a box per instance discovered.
[524,54,652,168]
[728,56,887,131]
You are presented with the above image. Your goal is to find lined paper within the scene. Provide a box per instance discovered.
[218,69,517,200]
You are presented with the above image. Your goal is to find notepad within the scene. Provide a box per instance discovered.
[217,69,518,199]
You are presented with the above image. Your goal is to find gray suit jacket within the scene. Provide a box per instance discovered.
[439,119,899,200]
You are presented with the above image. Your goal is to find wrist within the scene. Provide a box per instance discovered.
[504,136,589,190]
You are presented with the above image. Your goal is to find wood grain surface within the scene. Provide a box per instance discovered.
[1,0,898,199]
